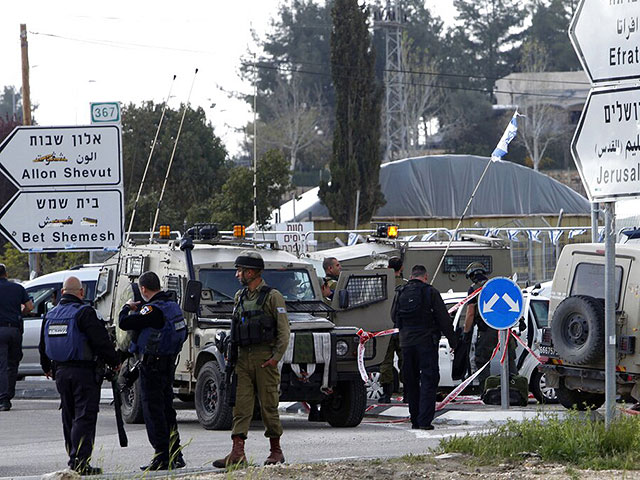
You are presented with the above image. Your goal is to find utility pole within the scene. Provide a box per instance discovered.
[21,24,39,278]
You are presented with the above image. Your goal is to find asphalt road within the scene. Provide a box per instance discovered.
[1,378,481,478]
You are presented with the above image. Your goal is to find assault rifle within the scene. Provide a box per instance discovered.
[224,329,239,408]
[104,367,128,448]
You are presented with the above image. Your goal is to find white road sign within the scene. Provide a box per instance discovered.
[571,85,640,202]
[570,0,640,84]
[274,222,314,254]
[0,125,122,188]
[0,189,123,252]
[91,102,121,124]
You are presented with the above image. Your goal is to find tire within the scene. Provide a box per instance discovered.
[530,369,558,404]
[551,296,605,365]
[366,368,400,401]
[557,379,605,410]
[195,361,233,430]
[322,380,366,427]
[119,364,144,424]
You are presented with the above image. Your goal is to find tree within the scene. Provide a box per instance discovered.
[517,40,569,171]
[257,73,329,171]
[121,102,228,232]
[206,149,292,228]
[319,0,385,227]
[526,0,581,72]
[0,244,88,281]
[0,86,22,123]
[450,0,527,97]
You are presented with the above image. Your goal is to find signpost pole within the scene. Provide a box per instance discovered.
[500,329,509,410]
[604,201,616,428]
[591,203,599,243]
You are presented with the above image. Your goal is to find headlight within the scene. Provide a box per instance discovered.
[336,340,349,357]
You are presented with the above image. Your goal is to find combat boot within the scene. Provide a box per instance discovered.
[212,435,247,468]
[264,437,285,465]
[379,383,392,403]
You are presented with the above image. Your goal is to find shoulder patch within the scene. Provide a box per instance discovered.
[140,305,153,315]
[277,307,287,314]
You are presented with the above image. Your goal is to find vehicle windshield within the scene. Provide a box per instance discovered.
[199,269,316,302]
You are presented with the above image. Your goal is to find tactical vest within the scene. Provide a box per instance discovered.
[234,286,276,347]
[394,281,433,332]
[131,299,187,356]
[44,302,94,363]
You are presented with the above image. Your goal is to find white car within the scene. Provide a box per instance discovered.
[18,265,102,377]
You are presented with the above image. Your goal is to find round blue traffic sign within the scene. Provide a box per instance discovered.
[478,277,524,330]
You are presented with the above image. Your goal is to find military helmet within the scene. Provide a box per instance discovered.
[235,250,265,270]
[465,261,488,279]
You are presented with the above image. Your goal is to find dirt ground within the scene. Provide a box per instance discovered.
[197,454,640,480]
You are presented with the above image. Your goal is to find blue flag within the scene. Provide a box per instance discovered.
[492,111,519,162]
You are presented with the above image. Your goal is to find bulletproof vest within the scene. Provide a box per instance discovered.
[394,281,433,332]
[234,286,276,347]
[44,302,94,363]
[472,278,489,331]
[131,299,187,356]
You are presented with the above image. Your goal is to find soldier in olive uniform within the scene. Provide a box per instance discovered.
[379,257,405,403]
[462,262,516,391]
[321,257,341,301]
[213,251,290,468]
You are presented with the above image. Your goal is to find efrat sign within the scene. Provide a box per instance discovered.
[571,85,640,201]
[478,277,524,330]
[570,0,640,83]
[274,222,314,254]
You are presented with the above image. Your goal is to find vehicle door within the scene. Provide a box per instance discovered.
[440,294,467,387]
[21,283,60,375]
[331,269,396,368]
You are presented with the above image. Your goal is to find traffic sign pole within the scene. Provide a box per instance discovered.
[500,330,509,410]
[604,202,616,428]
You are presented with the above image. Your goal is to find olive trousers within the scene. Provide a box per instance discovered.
[231,345,283,438]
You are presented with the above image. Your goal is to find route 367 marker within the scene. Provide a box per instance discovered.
[478,277,524,330]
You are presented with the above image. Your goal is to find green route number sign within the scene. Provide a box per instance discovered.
[91,102,121,124]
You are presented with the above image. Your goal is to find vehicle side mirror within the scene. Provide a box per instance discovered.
[338,289,349,309]
[183,280,202,313]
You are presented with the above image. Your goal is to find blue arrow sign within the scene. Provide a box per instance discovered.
[478,277,524,330]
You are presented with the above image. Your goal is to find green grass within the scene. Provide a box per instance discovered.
[439,411,640,470]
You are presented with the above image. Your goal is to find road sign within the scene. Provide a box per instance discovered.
[0,189,123,252]
[478,277,524,330]
[274,222,314,254]
[571,85,640,202]
[0,125,122,188]
[570,0,640,84]
[91,102,121,124]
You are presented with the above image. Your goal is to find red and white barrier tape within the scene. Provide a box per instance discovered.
[509,329,544,364]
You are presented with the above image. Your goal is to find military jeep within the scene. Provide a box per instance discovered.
[540,243,640,409]
[94,227,394,429]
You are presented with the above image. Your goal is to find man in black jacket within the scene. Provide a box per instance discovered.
[393,265,457,430]
[39,276,119,475]
[119,271,187,471]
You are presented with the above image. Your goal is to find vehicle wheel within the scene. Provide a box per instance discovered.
[195,361,233,430]
[177,393,194,402]
[365,371,383,401]
[551,296,605,365]
[322,380,366,427]
[119,362,144,424]
[557,379,605,410]
[530,369,558,404]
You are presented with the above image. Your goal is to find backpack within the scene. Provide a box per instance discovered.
[481,374,529,406]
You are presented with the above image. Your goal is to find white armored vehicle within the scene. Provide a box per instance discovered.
[95,225,394,429]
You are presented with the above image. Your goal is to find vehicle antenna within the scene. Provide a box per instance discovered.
[150,68,199,242]
[125,74,176,243]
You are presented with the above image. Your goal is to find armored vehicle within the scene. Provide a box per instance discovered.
[540,243,640,409]
[95,226,394,429]
[305,230,512,292]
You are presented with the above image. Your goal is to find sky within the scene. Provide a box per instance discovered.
[1,1,456,157]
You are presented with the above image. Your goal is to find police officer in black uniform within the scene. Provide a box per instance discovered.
[119,271,187,471]
[39,276,118,475]
[393,265,457,430]
[0,263,33,411]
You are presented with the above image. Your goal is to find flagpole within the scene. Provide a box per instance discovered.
[431,111,519,285]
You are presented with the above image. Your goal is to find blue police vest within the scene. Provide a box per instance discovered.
[44,302,94,362]
[130,299,187,356]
